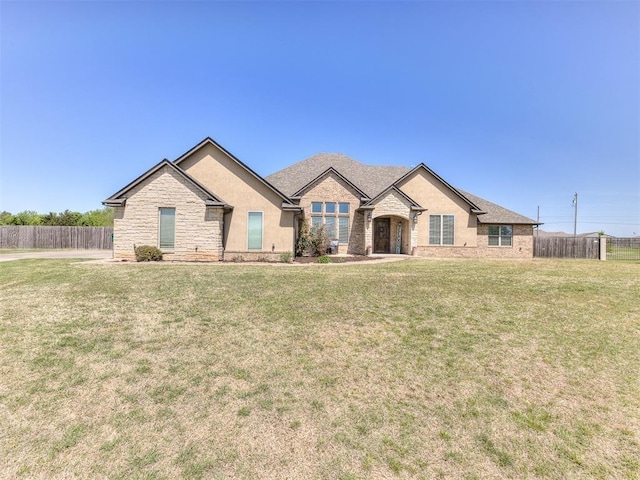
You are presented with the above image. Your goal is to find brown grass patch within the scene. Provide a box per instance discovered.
[0,258,638,478]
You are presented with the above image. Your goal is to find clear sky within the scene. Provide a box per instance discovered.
[1,0,638,236]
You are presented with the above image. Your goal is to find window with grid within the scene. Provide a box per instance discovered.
[488,225,512,246]
[309,202,350,243]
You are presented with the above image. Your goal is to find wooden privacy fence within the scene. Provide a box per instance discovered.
[534,236,601,259]
[0,226,113,250]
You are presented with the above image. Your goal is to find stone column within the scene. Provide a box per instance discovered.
[364,212,373,255]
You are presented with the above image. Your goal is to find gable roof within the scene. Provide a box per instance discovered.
[174,137,297,207]
[265,153,409,198]
[102,159,230,208]
[460,191,540,225]
[393,163,486,214]
[291,167,369,199]
[362,185,426,211]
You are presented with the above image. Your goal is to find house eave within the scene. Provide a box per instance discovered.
[102,198,126,207]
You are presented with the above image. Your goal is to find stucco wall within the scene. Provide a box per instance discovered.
[396,169,478,247]
[298,173,365,255]
[113,166,223,261]
[178,142,295,254]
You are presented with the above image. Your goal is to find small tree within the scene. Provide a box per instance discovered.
[295,218,310,257]
[307,224,330,256]
[11,210,42,225]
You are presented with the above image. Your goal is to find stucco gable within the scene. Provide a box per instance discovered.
[174,137,297,209]
[103,159,229,208]
[393,164,484,214]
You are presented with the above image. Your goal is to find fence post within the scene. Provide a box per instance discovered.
[599,237,607,261]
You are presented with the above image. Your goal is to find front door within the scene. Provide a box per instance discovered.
[374,218,391,253]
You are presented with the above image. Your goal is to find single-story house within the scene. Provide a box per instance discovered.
[103,137,540,261]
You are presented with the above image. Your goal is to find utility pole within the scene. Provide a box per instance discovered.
[536,205,540,237]
[572,192,578,237]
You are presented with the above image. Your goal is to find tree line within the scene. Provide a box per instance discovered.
[0,207,114,227]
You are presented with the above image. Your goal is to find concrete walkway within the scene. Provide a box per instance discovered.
[0,249,113,262]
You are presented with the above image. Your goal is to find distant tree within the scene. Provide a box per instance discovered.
[0,211,14,225]
[11,210,42,225]
[59,210,83,226]
[41,212,60,226]
[41,210,83,226]
[1,208,113,227]
[79,207,114,227]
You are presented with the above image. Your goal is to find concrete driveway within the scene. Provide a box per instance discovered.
[0,249,113,262]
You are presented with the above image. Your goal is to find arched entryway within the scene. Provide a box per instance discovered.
[373,216,410,254]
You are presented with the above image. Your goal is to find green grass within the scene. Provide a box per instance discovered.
[1,258,639,479]
[608,246,640,262]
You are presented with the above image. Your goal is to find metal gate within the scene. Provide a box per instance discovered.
[607,238,640,261]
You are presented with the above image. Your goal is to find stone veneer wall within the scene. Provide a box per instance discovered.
[298,173,365,255]
[113,166,223,261]
[367,190,415,254]
[414,224,534,258]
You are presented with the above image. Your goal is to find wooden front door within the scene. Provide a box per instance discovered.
[374,218,391,253]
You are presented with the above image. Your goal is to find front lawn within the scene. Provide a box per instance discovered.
[0,258,638,479]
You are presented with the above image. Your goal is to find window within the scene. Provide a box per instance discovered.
[308,201,351,243]
[488,225,512,246]
[338,217,349,243]
[247,212,263,250]
[325,217,336,239]
[159,208,175,249]
[429,215,455,245]
[311,216,323,230]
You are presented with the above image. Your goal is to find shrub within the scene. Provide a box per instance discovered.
[295,219,311,257]
[308,225,330,257]
[317,254,332,264]
[135,245,163,262]
[280,251,293,263]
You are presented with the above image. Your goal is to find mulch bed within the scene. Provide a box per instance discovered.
[293,255,382,264]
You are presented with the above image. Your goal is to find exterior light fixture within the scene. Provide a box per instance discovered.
[412,213,418,224]
[367,212,372,222]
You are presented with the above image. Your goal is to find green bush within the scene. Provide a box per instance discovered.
[308,225,330,256]
[295,219,310,257]
[134,245,163,262]
[280,251,293,263]
[295,219,330,257]
[317,254,332,264]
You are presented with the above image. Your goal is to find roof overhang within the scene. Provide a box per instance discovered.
[102,198,126,207]
[282,203,303,212]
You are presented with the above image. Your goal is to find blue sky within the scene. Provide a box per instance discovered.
[1,0,638,236]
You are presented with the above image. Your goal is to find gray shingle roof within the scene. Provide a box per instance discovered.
[265,153,409,198]
[265,152,539,225]
[460,191,539,225]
